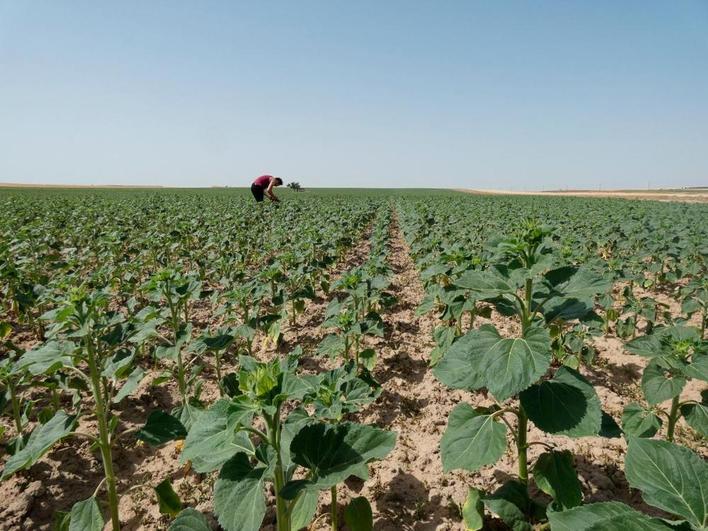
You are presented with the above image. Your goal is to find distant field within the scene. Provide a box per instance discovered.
[460,187,708,202]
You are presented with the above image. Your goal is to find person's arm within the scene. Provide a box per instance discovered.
[266,179,280,202]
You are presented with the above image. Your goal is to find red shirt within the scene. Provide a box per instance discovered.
[253,175,273,188]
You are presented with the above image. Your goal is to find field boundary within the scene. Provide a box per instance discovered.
[456,188,708,203]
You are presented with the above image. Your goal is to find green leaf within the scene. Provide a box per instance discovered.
[641,360,686,405]
[482,480,535,531]
[440,403,506,473]
[173,401,203,432]
[137,410,188,446]
[622,403,662,438]
[625,437,708,529]
[317,334,346,358]
[213,453,266,531]
[462,488,484,530]
[540,267,611,321]
[599,410,622,438]
[168,508,212,531]
[18,341,75,375]
[547,501,672,531]
[478,325,552,401]
[101,350,135,379]
[181,399,254,473]
[455,269,515,298]
[344,496,373,531]
[433,329,486,391]
[680,401,708,437]
[155,478,182,517]
[290,488,319,531]
[288,422,396,491]
[68,496,104,531]
[0,321,12,339]
[544,267,612,299]
[358,348,377,372]
[1,410,77,479]
[684,354,708,382]
[626,333,664,358]
[435,324,551,401]
[519,367,602,437]
[112,366,144,403]
[280,407,312,470]
[532,450,582,509]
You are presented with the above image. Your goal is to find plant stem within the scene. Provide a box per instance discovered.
[667,396,680,442]
[330,485,338,531]
[267,412,290,531]
[86,338,120,531]
[523,278,533,333]
[8,380,23,452]
[516,407,529,486]
[168,302,187,404]
[215,352,223,397]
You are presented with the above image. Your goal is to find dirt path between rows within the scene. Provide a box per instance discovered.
[338,209,475,530]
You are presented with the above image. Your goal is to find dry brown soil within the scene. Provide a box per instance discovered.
[457,189,708,203]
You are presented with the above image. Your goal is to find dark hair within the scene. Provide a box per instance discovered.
[274,177,283,185]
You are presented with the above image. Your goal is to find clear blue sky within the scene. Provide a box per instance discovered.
[1,1,707,189]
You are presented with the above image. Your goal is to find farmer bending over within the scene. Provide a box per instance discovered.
[251,175,283,203]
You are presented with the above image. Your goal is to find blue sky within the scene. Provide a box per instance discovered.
[1,1,707,189]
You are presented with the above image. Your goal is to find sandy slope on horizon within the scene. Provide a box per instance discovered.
[457,188,708,203]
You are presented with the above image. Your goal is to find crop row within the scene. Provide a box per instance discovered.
[397,195,707,530]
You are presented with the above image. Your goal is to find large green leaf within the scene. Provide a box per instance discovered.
[112,366,145,403]
[681,400,708,437]
[181,399,254,473]
[621,403,662,438]
[440,403,506,473]
[168,508,212,531]
[137,410,188,446]
[478,325,552,401]
[626,334,664,358]
[544,267,612,299]
[519,367,602,437]
[547,501,671,531]
[435,324,551,400]
[455,269,515,299]
[18,341,75,375]
[684,354,708,382]
[625,437,708,529]
[213,453,266,531]
[641,359,687,405]
[539,267,611,321]
[280,407,312,471]
[287,422,396,491]
[68,497,104,531]
[290,488,319,531]
[531,450,582,510]
[1,410,77,479]
[433,330,486,391]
